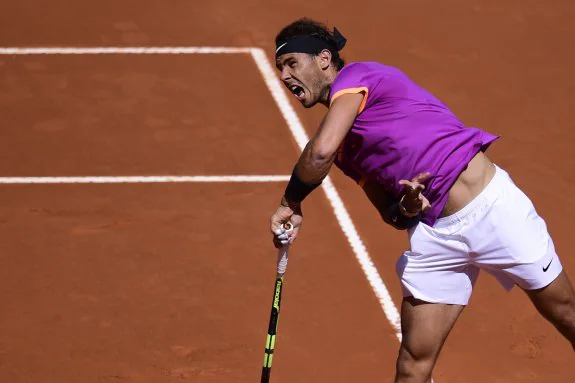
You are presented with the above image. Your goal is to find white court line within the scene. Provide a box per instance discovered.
[0,47,252,55]
[250,48,403,340]
[0,45,403,340]
[0,175,290,184]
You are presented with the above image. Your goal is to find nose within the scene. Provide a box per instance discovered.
[280,68,291,82]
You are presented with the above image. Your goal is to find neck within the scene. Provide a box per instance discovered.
[319,67,340,107]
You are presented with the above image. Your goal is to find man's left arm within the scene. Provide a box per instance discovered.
[283,93,364,204]
[270,93,364,244]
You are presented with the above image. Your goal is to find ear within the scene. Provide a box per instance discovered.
[317,49,332,70]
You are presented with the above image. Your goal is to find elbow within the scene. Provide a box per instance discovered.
[310,147,335,166]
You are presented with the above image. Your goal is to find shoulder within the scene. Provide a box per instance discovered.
[333,62,399,83]
[330,62,402,96]
[330,62,398,110]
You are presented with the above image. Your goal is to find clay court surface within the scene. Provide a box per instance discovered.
[1,1,574,382]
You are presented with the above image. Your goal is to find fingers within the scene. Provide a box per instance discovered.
[412,172,430,183]
[399,172,430,195]
[270,220,287,235]
[269,205,295,234]
[396,175,433,216]
[399,172,430,184]
[270,205,302,249]
[417,198,428,212]
[419,194,432,212]
[272,222,297,248]
[398,180,425,193]
[272,226,289,247]
[273,234,295,247]
[276,231,291,246]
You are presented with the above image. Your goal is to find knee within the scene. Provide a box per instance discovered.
[554,299,575,330]
[395,344,435,383]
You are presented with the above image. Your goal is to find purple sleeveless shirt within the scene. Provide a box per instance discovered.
[330,62,499,226]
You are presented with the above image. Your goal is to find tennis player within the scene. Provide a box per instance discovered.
[269,18,575,382]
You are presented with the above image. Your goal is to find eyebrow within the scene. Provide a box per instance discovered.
[275,56,295,70]
[275,58,287,70]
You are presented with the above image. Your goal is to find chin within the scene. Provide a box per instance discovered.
[301,98,318,108]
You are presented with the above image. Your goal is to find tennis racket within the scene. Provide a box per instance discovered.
[261,222,293,383]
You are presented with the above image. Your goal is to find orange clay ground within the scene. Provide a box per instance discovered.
[0,1,574,382]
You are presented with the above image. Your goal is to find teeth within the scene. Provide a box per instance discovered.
[286,84,304,99]
[290,85,303,97]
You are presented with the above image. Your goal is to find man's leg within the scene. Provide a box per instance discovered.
[395,297,465,383]
[523,270,575,349]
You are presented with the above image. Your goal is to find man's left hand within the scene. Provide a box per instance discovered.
[270,197,303,248]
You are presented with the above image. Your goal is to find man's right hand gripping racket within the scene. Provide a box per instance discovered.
[260,222,293,383]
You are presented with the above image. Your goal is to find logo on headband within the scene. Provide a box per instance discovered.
[275,27,347,57]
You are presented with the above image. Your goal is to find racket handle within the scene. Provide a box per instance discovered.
[277,246,289,275]
[276,222,293,276]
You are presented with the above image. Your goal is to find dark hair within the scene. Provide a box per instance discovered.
[275,18,345,70]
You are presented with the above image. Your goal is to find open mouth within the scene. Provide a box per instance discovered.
[289,84,305,100]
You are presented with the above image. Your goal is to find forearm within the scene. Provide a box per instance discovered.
[283,140,334,205]
[362,180,420,230]
[294,140,335,185]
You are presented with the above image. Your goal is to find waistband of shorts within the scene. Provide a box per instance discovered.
[433,164,509,228]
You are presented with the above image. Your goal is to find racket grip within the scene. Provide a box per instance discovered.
[276,222,293,275]
[276,246,289,275]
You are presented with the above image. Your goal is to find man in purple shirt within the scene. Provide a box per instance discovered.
[269,18,575,381]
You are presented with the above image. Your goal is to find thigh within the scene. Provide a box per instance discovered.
[397,223,478,305]
[399,297,465,362]
[468,173,563,291]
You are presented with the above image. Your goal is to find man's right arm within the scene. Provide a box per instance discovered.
[362,180,420,230]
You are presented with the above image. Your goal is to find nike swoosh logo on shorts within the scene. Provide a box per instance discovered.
[543,258,553,272]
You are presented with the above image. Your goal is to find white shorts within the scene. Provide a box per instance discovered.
[396,165,563,305]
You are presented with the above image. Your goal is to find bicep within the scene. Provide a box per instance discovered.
[311,92,364,158]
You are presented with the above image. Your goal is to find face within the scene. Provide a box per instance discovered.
[275,52,329,108]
